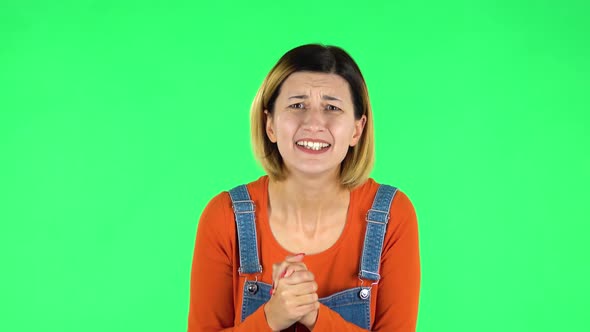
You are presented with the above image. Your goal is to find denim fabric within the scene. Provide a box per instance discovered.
[228,185,262,274]
[359,185,398,281]
[240,281,372,329]
[318,287,372,329]
[229,184,397,329]
[241,280,273,322]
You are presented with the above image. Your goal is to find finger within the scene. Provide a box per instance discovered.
[282,270,315,285]
[275,279,316,298]
[279,253,304,272]
[285,253,305,263]
[281,280,317,296]
[283,262,308,278]
[295,292,319,306]
[271,262,283,285]
[272,257,302,280]
[273,285,318,307]
[272,262,290,286]
[276,253,305,279]
[273,260,308,289]
[273,262,307,293]
[272,260,299,284]
[294,302,320,317]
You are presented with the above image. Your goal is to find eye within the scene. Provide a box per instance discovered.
[288,103,305,109]
[326,104,342,112]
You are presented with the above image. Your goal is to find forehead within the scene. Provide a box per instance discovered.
[280,71,351,95]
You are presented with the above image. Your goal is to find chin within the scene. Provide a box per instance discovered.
[286,164,341,179]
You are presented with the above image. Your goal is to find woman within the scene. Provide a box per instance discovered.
[188,44,420,331]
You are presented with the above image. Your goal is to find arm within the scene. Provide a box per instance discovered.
[187,193,274,332]
[310,191,421,331]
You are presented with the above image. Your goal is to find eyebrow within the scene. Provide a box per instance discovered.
[288,95,342,101]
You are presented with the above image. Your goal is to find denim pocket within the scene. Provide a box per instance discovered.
[319,287,371,329]
[241,281,272,322]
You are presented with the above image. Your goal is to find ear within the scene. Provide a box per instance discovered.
[350,115,367,147]
[265,110,277,143]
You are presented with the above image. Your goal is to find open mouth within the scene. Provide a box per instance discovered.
[295,140,331,151]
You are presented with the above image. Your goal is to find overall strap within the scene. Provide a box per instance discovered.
[228,185,262,275]
[359,184,398,281]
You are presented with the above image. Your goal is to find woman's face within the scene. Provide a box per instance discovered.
[266,71,366,180]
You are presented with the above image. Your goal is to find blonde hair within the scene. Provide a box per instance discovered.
[251,44,374,189]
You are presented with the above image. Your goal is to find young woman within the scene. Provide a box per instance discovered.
[188,44,420,331]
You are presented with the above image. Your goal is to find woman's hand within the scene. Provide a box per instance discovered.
[299,304,319,330]
[264,254,319,331]
[271,254,319,330]
[271,253,307,290]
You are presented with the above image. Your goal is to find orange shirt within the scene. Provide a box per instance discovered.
[188,176,420,331]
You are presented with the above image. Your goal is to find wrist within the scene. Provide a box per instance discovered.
[263,303,280,332]
[300,309,318,330]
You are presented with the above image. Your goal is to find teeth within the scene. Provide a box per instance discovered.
[296,141,330,150]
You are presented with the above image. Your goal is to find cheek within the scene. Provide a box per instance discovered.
[329,121,356,141]
[274,115,299,138]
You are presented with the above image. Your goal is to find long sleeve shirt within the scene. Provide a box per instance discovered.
[188,175,420,331]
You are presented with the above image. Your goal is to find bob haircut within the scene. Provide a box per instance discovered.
[250,44,374,189]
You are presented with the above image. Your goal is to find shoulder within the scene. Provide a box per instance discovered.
[228,175,268,201]
[350,179,420,269]
[196,190,233,245]
[195,176,268,255]
[352,178,417,237]
[352,178,415,215]
[198,175,268,228]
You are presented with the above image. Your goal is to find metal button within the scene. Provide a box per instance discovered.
[359,288,370,300]
[247,283,258,294]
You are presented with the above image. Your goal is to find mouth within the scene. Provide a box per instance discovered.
[295,140,332,151]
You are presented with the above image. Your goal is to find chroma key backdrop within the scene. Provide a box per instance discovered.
[1,1,588,331]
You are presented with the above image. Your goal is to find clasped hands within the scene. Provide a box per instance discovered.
[264,254,319,331]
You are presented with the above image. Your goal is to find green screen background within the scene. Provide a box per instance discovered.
[1,1,588,331]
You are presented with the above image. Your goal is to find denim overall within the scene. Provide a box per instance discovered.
[228,184,398,330]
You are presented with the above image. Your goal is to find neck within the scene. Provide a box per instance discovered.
[268,170,349,227]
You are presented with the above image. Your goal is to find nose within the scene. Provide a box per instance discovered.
[302,106,326,132]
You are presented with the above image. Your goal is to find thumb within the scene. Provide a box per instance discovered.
[285,253,305,263]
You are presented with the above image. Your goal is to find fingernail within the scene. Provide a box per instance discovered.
[269,288,275,296]
[296,253,305,257]
[279,270,287,278]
